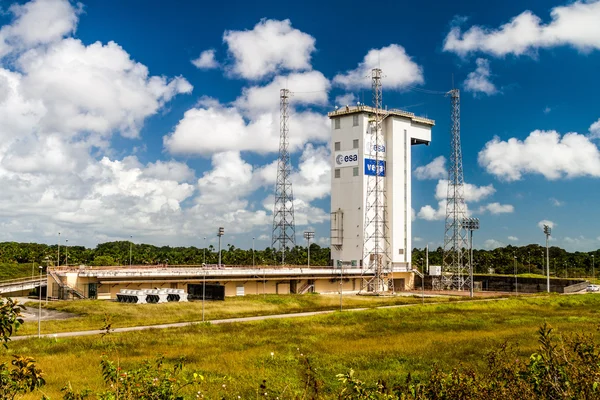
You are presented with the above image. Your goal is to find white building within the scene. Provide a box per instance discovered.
[328,105,434,278]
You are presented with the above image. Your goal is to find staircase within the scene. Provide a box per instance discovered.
[298,282,314,294]
[48,269,86,299]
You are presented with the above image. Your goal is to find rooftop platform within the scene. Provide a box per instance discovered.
[327,105,435,127]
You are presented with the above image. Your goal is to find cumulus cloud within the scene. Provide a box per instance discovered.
[589,118,600,139]
[550,198,564,207]
[538,220,555,230]
[463,58,497,96]
[478,130,600,181]
[0,0,81,57]
[163,101,328,156]
[444,1,600,57]
[334,93,357,107]
[415,156,446,180]
[223,19,316,80]
[484,239,504,249]
[191,49,219,69]
[333,44,424,90]
[479,202,514,214]
[508,236,518,241]
[417,179,496,221]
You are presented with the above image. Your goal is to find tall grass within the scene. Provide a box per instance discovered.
[17,294,460,336]
[5,294,600,399]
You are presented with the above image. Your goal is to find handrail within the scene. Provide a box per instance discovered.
[0,275,47,286]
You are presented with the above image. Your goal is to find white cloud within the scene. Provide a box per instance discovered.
[415,156,446,180]
[484,239,504,249]
[191,49,219,69]
[550,198,564,207]
[590,118,600,139]
[435,179,495,203]
[480,202,514,214]
[333,44,424,90]
[163,102,328,156]
[478,130,600,181]
[334,93,357,107]
[223,19,316,80]
[538,220,555,230]
[463,58,497,96]
[444,1,600,57]
[508,236,518,241]
[413,237,423,242]
[544,106,552,114]
[234,70,330,118]
[0,0,80,57]
[417,179,494,221]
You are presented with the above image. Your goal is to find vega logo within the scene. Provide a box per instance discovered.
[334,150,359,167]
[364,158,386,176]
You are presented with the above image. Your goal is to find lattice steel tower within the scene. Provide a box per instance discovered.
[441,88,469,290]
[272,88,296,263]
[361,68,392,294]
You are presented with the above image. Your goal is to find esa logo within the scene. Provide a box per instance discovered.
[336,154,358,165]
[370,144,386,152]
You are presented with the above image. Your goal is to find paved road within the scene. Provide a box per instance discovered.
[11,297,508,341]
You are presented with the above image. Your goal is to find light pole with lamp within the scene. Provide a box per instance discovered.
[57,232,60,267]
[38,265,42,338]
[339,262,343,311]
[202,263,206,322]
[544,225,551,292]
[463,218,479,298]
[304,231,314,267]
[65,239,68,267]
[217,227,224,268]
[592,254,595,280]
[203,237,206,265]
[514,253,518,295]
[252,237,255,266]
[129,235,133,266]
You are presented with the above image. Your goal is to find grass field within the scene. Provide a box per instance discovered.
[17,293,463,336]
[4,293,600,399]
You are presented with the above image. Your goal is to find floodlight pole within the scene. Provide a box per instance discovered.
[514,253,518,295]
[203,237,206,265]
[463,218,479,298]
[303,231,314,267]
[217,227,224,268]
[38,265,42,338]
[252,237,255,266]
[202,265,206,322]
[544,225,551,292]
[129,236,133,266]
[592,254,595,280]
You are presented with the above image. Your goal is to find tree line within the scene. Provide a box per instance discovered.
[412,244,600,278]
[0,241,598,277]
[0,241,332,267]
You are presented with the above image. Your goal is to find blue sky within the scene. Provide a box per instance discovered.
[0,0,598,252]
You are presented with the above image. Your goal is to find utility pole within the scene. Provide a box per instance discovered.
[514,253,518,295]
[592,254,595,280]
[203,237,206,265]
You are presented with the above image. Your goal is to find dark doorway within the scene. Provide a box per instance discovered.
[187,284,225,300]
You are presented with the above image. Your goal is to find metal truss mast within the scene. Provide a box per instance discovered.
[272,88,296,263]
[361,68,393,294]
[440,88,469,290]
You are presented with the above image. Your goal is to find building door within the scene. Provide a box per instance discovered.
[88,283,97,299]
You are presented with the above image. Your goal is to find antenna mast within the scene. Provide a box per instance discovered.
[272,88,296,263]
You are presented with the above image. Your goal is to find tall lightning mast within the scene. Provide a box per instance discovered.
[441,88,469,289]
[361,68,392,294]
[272,88,296,263]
